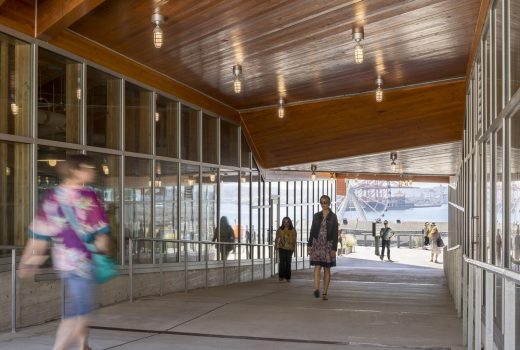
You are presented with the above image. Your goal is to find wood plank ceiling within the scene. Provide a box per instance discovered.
[0,0,483,178]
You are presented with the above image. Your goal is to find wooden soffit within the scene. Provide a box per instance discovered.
[241,80,465,169]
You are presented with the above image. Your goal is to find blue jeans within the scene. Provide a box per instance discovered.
[381,240,391,260]
[63,274,95,319]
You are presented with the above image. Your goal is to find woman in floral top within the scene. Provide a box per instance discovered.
[20,155,110,350]
[275,217,297,282]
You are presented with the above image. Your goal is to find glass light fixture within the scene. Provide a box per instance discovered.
[232,64,242,94]
[352,27,364,64]
[376,77,383,102]
[278,98,285,119]
[390,152,397,173]
[102,163,110,176]
[155,112,160,122]
[10,102,18,116]
[311,164,317,181]
[76,77,81,100]
[209,174,216,182]
[188,178,195,186]
[151,13,165,49]
[5,166,11,176]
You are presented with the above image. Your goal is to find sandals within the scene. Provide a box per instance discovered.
[313,289,320,298]
[322,293,328,301]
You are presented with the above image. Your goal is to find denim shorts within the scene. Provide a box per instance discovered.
[63,274,95,318]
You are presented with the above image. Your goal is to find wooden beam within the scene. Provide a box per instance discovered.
[0,0,35,36]
[465,0,491,79]
[49,30,240,122]
[37,0,106,40]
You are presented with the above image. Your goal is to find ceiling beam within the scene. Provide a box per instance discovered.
[37,0,106,40]
[242,80,465,169]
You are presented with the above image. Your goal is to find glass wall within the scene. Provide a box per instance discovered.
[125,82,151,154]
[0,33,31,136]
[181,105,198,161]
[156,94,178,158]
[220,120,238,167]
[202,113,218,164]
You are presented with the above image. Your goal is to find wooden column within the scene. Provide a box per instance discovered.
[105,78,120,149]
[66,63,81,143]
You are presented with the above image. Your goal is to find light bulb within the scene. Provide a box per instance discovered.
[76,87,81,100]
[48,159,57,167]
[278,106,284,119]
[153,25,163,48]
[234,79,242,94]
[311,173,316,181]
[5,166,11,176]
[354,43,364,64]
[391,162,396,173]
[155,112,160,122]
[209,174,216,182]
[10,103,18,116]
[241,176,246,183]
[102,164,110,175]
[188,179,195,186]
[376,86,383,102]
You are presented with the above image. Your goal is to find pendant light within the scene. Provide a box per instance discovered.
[376,77,383,102]
[352,27,364,64]
[151,13,165,48]
[278,98,285,119]
[232,64,242,94]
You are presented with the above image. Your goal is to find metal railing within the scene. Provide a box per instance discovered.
[0,246,23,333]
[348,232,430,249]
[462,255,519,349]
[127,238,309,302]
[443,245,462,317]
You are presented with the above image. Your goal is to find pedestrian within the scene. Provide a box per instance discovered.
[422,222,430,249]
[20,154,112,350]
[275,217,297,282]
[307,195,338,300]
[429,223,441,263]
[213,216,235,260]
[379,220,394,261]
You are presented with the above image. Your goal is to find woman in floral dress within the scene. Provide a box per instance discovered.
[307,195,338,300]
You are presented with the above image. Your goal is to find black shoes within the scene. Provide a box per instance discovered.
[313,289,320,298]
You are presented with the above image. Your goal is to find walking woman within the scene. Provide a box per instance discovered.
[20,155,111,350]
[429,223,441,263]
[275,217,297,282]
[307,195,338,300]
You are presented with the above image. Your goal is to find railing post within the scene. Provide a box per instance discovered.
[205,242,209,288]
[263,244,266,279]
[397,235,400,248]
[238,243,241,283]
[223,244,227,286]
[474,268,482,350]
[484,271,493,350]
[11,248,16,333]
[251,243,254,281]
[184,241,188,293]
[129,239,133,302]
[364,234,367,247]
[467,264,474,349]
[503,279,516,350]
[159,241,163,296]
[462,261,468,347]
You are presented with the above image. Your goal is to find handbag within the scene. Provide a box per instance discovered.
[437,237,445,247]
[424,236,430,245]
[59,196,118,284]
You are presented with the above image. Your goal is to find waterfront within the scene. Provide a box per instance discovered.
[343,203,449,223]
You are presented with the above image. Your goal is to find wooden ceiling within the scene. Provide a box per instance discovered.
[0,0,485,177]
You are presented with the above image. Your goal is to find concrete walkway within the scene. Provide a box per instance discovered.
[0,246,463,349]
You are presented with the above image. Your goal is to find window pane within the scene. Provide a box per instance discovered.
[0,33,31,136]
[0,142,30,254]
[37,146,75,201]
[88,152,121,263]
[220,169,238,260]
[201,166,217,243]
[496,130,503,266]
[510,109,520,271]
[156,95,178,158]
[125,82,151,153]
[202,113,218,164]
[155,160,178,263]
[181,105,199,161]
[494,0,503,114]
[485,139,492,263]
[86,67,121,149]
[511,0,520,97]
[220,120,238,166]
[124,157,151,264]
[241,132,251,168]
[38,48,81,143]
[180,164,199,251]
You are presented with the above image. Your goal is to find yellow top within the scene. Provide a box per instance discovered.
[275,228,297,251]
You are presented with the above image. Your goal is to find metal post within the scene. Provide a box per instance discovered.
[205,242,208,288]
[251,244,254,281]
[295,243,298,271]
[238,243,241,283]
[11,249,16,333]
[129,239,133,302]
[474,268,482,350]
[484,271,493,350]
[503,280,516,350]
[397,235,400,248]
[364,234,367,247]
[409,235,412,249]
[262,244,266,279]
[184,242,188,293]
[159,241,163,296]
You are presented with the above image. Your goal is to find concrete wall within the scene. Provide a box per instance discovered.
[0,260,286,332]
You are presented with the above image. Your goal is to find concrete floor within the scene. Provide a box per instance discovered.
[0,246,463,349]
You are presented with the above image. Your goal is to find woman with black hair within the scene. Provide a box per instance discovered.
[275,217,297,282]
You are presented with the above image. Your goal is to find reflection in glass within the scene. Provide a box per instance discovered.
[0,33,31,136]
[220,120,238,166]
[485,140,492,263]
[181,164,199,260]
[156,95,178,157]
[494,0,503,115]
[38,48,82,143]
[155,161,178,263]
[124,157,151,263]
[202,113,218,164]
[220,169,238,259]
[125,82,151,153]
[0,142,30,254]
[86,67,121,149]
[251,171,260,258]
[512,0,520,97]
[88,152,121,263]
[510,110,520,271]
[202,167,217,260]
[37,146,74,201]
[241,171,250,258]
[241,132,251,168]
[496,130,503,266]
[181,105,199,161]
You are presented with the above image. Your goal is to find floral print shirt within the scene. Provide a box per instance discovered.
[29,186,110,278]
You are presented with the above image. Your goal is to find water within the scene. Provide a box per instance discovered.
[343,204,449,223]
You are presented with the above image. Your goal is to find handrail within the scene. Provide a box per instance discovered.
[446,244,461,251]
[463,255,520,284]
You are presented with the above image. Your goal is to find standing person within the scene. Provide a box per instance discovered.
[379,220,394,261]
[213,216,235,260]
[307,195,338,300]
[422,222,430,249]
[337,227,344,256]
[20,155,111,350]
[429,223,441,263]
[275,217,297,282]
